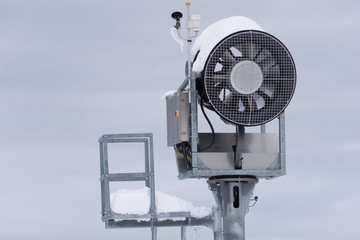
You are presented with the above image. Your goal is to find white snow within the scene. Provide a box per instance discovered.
[155,190,211,218]
[110,188,150,215]
[191,16,264,73]
[170,27,185,52]
[110,187,212,220]
[161,90,176,100]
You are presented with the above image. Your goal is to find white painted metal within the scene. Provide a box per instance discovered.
[230,60,263,95]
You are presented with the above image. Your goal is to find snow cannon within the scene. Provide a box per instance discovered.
[167,10,297,240]
[167,15,296,179]
[192,16,296,126]
[97,4,298,240]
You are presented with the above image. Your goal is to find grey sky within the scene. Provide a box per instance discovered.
[1,0,360,239]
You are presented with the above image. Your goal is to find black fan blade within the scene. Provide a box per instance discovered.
[210,79,231,101]
[261,82,275,93]
[220,92,245,113]
[240,95,251,112]
[236,44,251,59]
[250,44,260,60]
[259,58,276,72]
[263,65,280,77]
[208,74,228,87]
[221,50,236,66]
[254,48,272,64]
[248,95,257,113]
[236,95,246,112]
[258,84,275,99]
[252,93,265,110]
[242,43,261,61]
[222,90,237,104]
[257,91,272,109]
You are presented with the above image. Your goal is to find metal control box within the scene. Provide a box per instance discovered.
[166,92,190,146]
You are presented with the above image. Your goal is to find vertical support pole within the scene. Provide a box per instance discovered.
[99,136,111,222]
[234,126,245,169]
[181,226,187,240]
[212,207,222,240]
[279,112,286,174]
[150,135,156,213]
[99,137,106,218]
[186,2,192,83]
[208,177,258,240]
[151,226,157,240]
[260,124,266,133]
[144,138,150,188]
[214,230,221,240]
[147,136,156,216]
[185,2,199,170]
[147,134,157,238]
[190,71,198,169]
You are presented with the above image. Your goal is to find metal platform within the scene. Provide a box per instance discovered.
[99,133,214,240]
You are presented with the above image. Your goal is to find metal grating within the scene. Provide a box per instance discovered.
[202,30,296,126]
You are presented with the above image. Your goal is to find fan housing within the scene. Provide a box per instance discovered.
[196,30,296,126]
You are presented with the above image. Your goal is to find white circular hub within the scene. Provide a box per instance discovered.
[230,60,263,95]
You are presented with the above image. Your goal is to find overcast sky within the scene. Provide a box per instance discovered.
[1,0,360,239]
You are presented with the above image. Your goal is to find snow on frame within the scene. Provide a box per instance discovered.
[191,16,263,73]
[110,187,212,220]
[161,90,177,100]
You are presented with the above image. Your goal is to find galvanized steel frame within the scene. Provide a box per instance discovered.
[181,73,287,180]
[99,134,156,228]
[99,133,214,239]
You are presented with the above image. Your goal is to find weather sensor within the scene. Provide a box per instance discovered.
[171,11,183,29]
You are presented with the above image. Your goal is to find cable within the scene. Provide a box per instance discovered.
[174,142,192,167]
[199,97,215,151]
[249,196,258,207]
[246,196,258,213]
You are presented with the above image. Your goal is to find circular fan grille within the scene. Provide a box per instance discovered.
[202,30,296,126]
